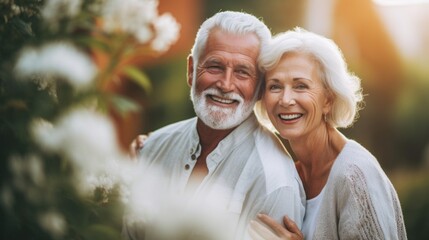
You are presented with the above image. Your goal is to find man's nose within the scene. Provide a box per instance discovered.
[216,67,234,92]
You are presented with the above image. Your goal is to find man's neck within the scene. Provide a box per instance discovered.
[186,119,237,191]
[196,119,236,150]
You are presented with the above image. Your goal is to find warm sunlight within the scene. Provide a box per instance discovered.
[374,0,429,5]
[375,1,429,59]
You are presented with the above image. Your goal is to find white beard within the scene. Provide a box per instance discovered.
[191,86,256,130]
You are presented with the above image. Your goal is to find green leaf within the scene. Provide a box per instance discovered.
[109,94,140,116]
[76,36,111,52]
[84,224,121,240]
[123,66,152,94]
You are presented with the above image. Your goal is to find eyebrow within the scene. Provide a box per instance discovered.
[266,77,312,83]
[203,58,222,65]
[266,78,280,83]
[203,58,256,73]
[293,77,312,82]
[236,63,254,71]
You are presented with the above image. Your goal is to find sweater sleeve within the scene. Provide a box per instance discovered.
[337,163,406,240]
[337,164,384,240]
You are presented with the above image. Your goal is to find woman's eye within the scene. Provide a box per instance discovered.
[295,84,308,89]
[268,85,281,91]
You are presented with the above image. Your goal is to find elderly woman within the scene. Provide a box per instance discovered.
[250,28,407,240]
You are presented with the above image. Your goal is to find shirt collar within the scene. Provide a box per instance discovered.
[208,113,259,167]
[190,118,200,155]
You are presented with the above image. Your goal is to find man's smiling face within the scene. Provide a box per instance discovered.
[189,28,261,129]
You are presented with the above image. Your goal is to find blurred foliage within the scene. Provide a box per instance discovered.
[393,63,429,168]
[0,0,179,239]
[142,56,195,131]
[0,1,124,238]
[392,169,429,240]
[403,179,429,239]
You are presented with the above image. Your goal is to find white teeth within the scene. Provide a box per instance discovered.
[279,114,302,120]
[211,95,235,104]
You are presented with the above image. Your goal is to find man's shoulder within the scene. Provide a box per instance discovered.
[250,126,300,192]
[142,117,196,153]
[147,117,196,140]
[252,125,293,166]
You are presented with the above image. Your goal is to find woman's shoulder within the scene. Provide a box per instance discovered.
[323,141,406,239]
[332,140,380,172]
[328,139,388,189]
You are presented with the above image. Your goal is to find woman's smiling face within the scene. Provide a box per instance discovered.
[262,52,332,141]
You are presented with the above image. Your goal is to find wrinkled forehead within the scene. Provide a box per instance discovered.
[199,29,260,69]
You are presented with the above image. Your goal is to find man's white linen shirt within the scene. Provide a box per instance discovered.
[124,114,305,239]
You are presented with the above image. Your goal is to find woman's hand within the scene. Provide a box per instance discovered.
[249,214,303,240]
[129,134,147,160]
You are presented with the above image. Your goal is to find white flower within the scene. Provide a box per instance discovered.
[102,0,158,43]
[151,13,181,52]
[31,119,57,152]
[31,108,132,196]
[42,0,83,23]
[38,211,67,238]
[14,42,97,90]
[124,163,235,239]
[32,108,121,166]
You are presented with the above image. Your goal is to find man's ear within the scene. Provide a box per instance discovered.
[187,55,194,87]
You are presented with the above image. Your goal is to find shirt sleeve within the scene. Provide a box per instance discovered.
[260,185,306,229]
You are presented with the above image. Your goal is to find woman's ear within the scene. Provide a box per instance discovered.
[187,55,194,87]
[323,90,334,115]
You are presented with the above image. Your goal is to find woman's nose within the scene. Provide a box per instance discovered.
[279,88,296,106]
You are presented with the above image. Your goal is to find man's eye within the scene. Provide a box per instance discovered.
[206,65,223,73]
[234,70,250,79]
[208,65,221,69]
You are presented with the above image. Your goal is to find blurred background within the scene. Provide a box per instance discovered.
[1,0,428,239]
[132,0,429,238]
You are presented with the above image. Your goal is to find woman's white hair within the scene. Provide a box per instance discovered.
[190,11,271,91]
[255,27,364,130]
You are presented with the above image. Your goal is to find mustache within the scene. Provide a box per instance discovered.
[202,88,243,103]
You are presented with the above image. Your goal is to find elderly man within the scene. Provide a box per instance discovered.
[122,11,305,240]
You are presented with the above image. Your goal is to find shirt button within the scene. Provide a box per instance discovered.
[185,164,190,170]
[191,154,196,160]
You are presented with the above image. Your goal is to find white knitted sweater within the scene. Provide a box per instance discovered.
[311,140,407,240]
